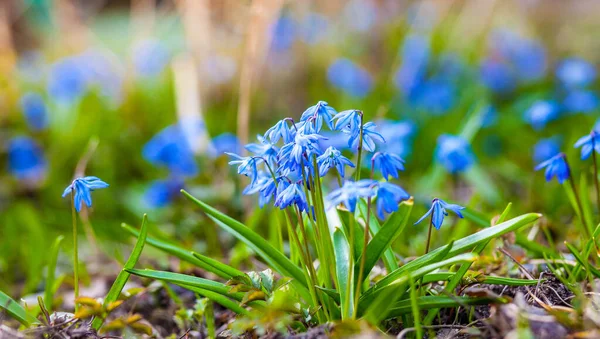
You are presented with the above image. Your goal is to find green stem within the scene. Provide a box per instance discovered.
[568,178,591,238]
[355,196,372,310]
[593,150,600,214]
[425,217,433,254]
[71,194,79,310]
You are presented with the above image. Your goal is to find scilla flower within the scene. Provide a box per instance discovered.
[62,176,109,212]
[327,58,373,98]
[274,182,309,212]
[556,58,596,89]
[414,198,464,230]
[226,153,262,185]
[524,100,560,130]
[574,131,600,160]
[535,152,570,183]
[265,119,295,144]
[375,182,410,219]
[347,122,385,152]
[326,179,377,213]
[144,178,184,208]
[20,92,49,131]
[300,101,337,132]
[332,109,361,137]
[435,134,475,174]
[372,152,405,180]
[246,134,279,168]
[143,124,198,177]
[317,146,355,177]
[278,132,325,175]
[533,137,561,164]
[8,137,47,182]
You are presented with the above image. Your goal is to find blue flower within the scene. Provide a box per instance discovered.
[62,176,109,212]
[533,137,561,164]
[132,39,170,77]
[524,100,560,130]
[271,15,296,52]
[574,131,600,160]
[434,134,475,174]
[317,146,355,177]
[20,92,49,131]
[243,172,279,208]
[226,153,263,185]
[332,109,362,137]
[556,58,596,88]
[408,78,456,115]
[394,34,429,96]
[246,134,279,168]
[375,182,410,219]
[479,58,516,94]
[274,182,308,212]
[348,121,385,152]
[210,133,241,157]
[376,120,416,157]
[534,152,570,183]
[562,90,598,114]
[326,179,377,213]
[278,132,324,175]
[414,198,464,230]
[47,57,88,104]
[327,58,373,98]
[265,119,294,144]
[144,178,184,208]
[372,152,405,180]
[143,124,199,177]
[300,101,337,132]
[8,137,47,182]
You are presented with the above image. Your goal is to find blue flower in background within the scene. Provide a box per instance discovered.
[144,178,184,208]
[226,153,262,185]
[274,182,308,212]
[562,90,598,114]
[143,124,198,177]
[300,101,336,132]
[47,56,88,104]
[574,131,600,160]
[490,30,547,82]
[375,182,410,219]
[78,49,124,104]
[20,92,49,131]
[524,100,560,130]
[376,120,416,157]
[535,152,570,183]
[409,78,456,115]
[556,58,596,88]
[265,119,295,144]
[435,134,475,174]
[372,152,405,180]
[210,133,241,157]
[317,146,355,177]
[300,13,329,45]
[326,179,377,213]
[8,137,47,182]
[317,131,351,152]
[533,137,561,164]
[271,15,296,52]
[133,39,170,77]
[327,58,373,98]
[479,58,516,94]
[414,198,465,230]
[348,122,385,152]
[62,176,109,212]
[246,134,279,168]
[394,34,430,95]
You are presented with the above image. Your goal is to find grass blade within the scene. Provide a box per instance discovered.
[0,289,38,326]
[180,284,250,316]
[92,215,149,330]
[386,296,505,317]
[357,200,397,272]
[191,252,244,279]
[333,228,354,320]
[44,235,64,312]
[421,272,542,286]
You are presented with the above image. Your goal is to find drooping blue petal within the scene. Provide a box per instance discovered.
[534,153,570,184]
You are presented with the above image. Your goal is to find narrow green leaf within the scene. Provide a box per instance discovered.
[44,235,64,312]
[92,215,148,330]
[191,252,244,279]
[315,286,341,304]
[333,228,354,320]
[565,242,600,278]
[357,200,397,272]
[408,274,423,338]
[386,296,504,317]
[179,284,250,316]
[0,289,38,326]
[421,272,541,286]
[356,199,413,284]
[181,190,310,300]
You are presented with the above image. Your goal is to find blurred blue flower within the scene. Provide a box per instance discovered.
[265,119,295,144]
[210,133,241,157]
[274,182,308,212]
[376,120,416,157]
[271,15,296,52]
[409,78,456,115]
[535,152,570,183]
[556,58,596,88]
[414,198,464,230]
[62,176,109,212]
[227,153,262,185]
[133,39,170,77]
[343,0,377,32]
[317,146,355,177]
[375,182,410,219]
[300,101,336,132]
[479,58,516,94]
[246,134,279,168]
[78,49,124,104]
[348,121,385,152]
[143,124,198,176]
[372,152,405,180]
[19,92,49,131]
[435,134,475,174]
[144,178,184,208]
[47,56,88,104]
[8,137,47,182]
[394,34,430,95]
[524,100,560,130]
[326,179,377,213]
[562,90,598,114]
[491,30,547,82]
[317,131,351,152]
[574,131,600,160]
[533,137,561,164]
[300,13,329,45]
[327,58,373,98]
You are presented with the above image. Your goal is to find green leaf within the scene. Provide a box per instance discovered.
[315,286,341,304]
[333,228,354,320]
[44,235,64,312]
[355,199,413,284]
[181,190,310,301]
[191,252,244,279]
[180,284,250,316]
[92,215,148,330]
[357,200,397,272]
[421,272,541,286]
[386,296,505,317]
[0,289,38,326]
[565,242,600,278]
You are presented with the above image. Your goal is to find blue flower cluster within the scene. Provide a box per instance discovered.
[62,176,109,212]
[226,101,411,219]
